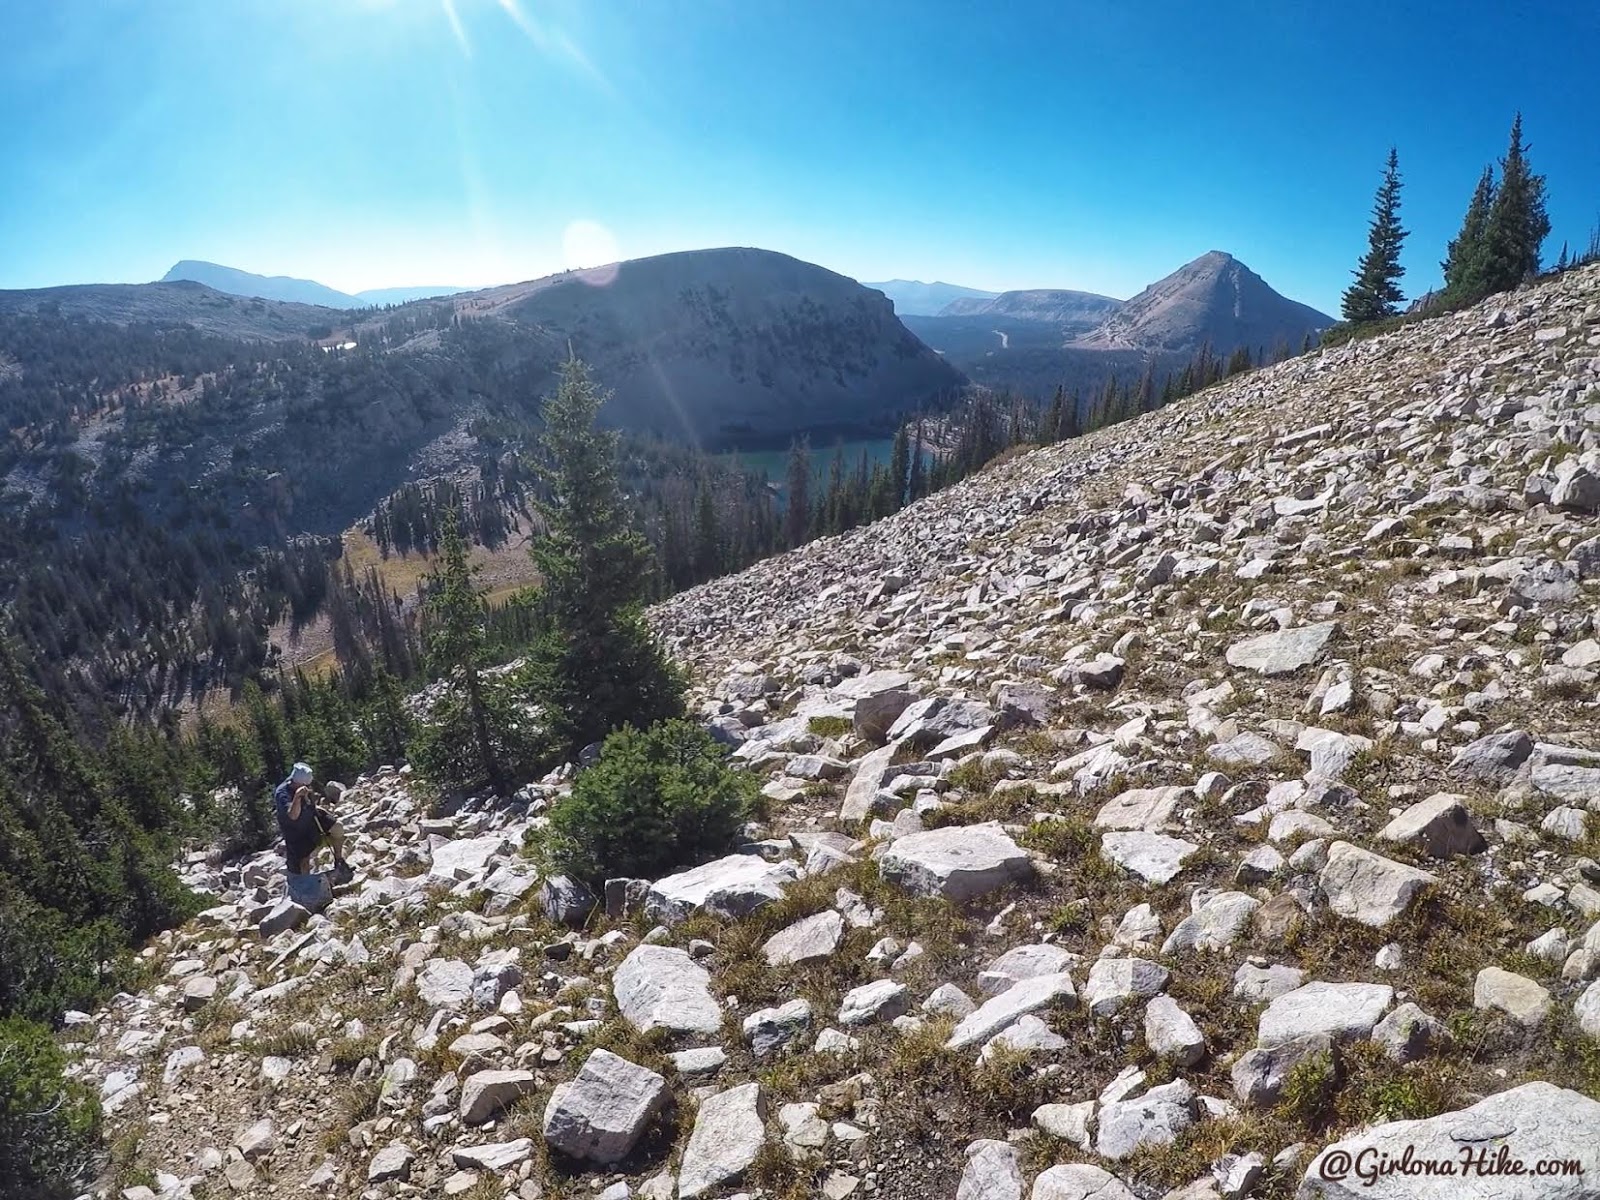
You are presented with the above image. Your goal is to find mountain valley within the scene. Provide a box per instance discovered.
[55,262,1600,1200]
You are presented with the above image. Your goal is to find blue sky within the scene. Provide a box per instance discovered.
[3,0,1596,314]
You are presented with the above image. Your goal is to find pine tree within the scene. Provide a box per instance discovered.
[887,424,910,510]
[418,507,503,791]
[526,360,683,754]
[1341,148,1408,324]
[1442,165,1497,301]
[1479,112,1550,293]
[1042,386,1064,442]
[783,437,810,548]
[1060,390,1082,440]
[906,419,927,501]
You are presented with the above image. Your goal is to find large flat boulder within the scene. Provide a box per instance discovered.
[840,743,899,823]
[1298,1082,1600,1198]
[1376,794,1485,858]
[762,909,845,966]
[1094,786,1190,832]
[645,854,798,924]
[428,834,509,883]
[1225,623,1339,676]
[541,1049,668,1164]
[946,972,1077,1051]
[1319,841,1436,927]
[1258,981,1393,1048]
[416,959,475,1009]
[887,697,998,747]
[956,1138,1023,1200]
[879,824,1032,901]
[1100,832,1198,885]
[677,1082,766,1198]
[613,945,722,1037]
[460,1069,540,1125]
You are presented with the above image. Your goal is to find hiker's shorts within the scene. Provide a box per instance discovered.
[280,806,337,873]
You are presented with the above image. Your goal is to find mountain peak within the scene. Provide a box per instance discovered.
[1072,252,1331,355]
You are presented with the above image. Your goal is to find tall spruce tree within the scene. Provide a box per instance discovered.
[887,424,910,509]
[783,437,810,548]
[526,360,683,753]
[1442,166,1497,301]
[1479,112,1550,294]
[1341,147,1408,324]
[906,419,927,501]
[414,507,504,791]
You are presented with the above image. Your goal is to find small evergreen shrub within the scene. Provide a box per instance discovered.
[543,719,756,884]
[0,1016,100,1199]
[410,670,551,795]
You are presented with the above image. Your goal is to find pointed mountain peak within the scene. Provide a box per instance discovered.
[1072,252,1332,355]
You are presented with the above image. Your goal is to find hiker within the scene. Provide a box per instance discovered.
[273,762,352,881]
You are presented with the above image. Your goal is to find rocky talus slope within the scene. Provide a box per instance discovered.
[70,268,1600,1200]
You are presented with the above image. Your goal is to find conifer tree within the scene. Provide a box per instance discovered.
[887,424,910,509]
[415,506,504,791]
[1479,112,1550,293]
[1442,165,1497,300]
[1060,390,1082,440]
[526,360,683,754]
[1042,386,1064,442]
[907,419,927,501]
[1341,148,1408,324]
[783,437,810,548]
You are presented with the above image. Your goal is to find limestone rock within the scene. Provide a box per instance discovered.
[956,1138,1023,1200]
[743,999,813,1057]
[1232,1034,1333,1108]
[838,979,910,1026]
[878,824,1032,901]
[460,1069,540,1125]
[1084,957,1170,1017]
[1101,832,1199,884]
[645,854,797,924]
[1258,981,1393,1048]
[1298,1082,1600,1198]
[543,1049,668,1165]
[1032,1164,1137,1200]
[1162,892,1260,954]
[1145,995,1206,1066]
[613,944,722,1036]
[977,944,1077,995]
[1096,1079,1196,1159]
[1376,794,1485,858]
[1225,623,1338,676]
[367,1142,414,1184]
[1319,841,1436,927]
[677,1081,766,1198]
[947,972,1077,1051]
[1371,1002,1449,1062]
[762,909,845,966]
[1473,967,1551,1027]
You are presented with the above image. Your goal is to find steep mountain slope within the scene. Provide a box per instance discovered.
[161,260,365,308]
[862,279,1000,316]
[66,267,1600,1200]
[938,286,1124,327]
[0,279,345,340]
[159,261,471,309]
[0,248,965,532]
[442,248,966,444]
[1074,250,1333,354]
[355,284,471,306]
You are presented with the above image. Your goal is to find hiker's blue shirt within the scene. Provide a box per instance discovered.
[273,778,296,819]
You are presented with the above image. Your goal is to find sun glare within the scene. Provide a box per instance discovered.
[562,219,622,274]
